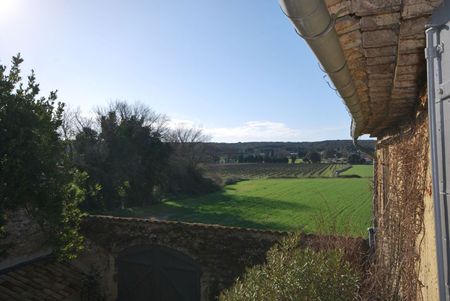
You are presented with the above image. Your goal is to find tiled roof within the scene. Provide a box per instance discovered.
[0,257,84,301]
[325,0,441,137]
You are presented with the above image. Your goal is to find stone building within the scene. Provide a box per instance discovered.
[280,0,449,300]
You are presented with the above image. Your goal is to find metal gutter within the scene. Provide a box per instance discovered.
[279,0,367,139]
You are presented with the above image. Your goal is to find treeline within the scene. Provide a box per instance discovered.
[0,55,217,259]
[235,152,322,164]
[206,140,375,163]
[207,140,375,155]
[237,155,288,164]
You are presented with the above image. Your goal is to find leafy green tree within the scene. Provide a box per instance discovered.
[0,54,84,259]
[72,127,105,210]
[324,149,337,159]
[73,101,171,209]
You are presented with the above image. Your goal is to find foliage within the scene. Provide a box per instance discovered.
[65,103,220,209]
[0,54,84,260]
[237,154,265,163]
[72,101,171,210]
[109,178,372,236]
[219,235,361,301]
[305,151,321,163]
[55,169,87,259]
[348,153,364,164]
[164,164,220,195]
[324,149,337,159]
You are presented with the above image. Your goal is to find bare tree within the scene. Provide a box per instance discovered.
[60,106,77,141]
[60,106,96,160]
[96,101,169,137]
[60,106,96,139]
[167,127,211,169]
[73,108,95,132]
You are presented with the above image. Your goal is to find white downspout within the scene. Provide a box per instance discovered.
[426,24,449,301]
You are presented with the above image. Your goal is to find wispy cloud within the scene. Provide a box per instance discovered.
[169,119,349,142]
[167,118,197,129]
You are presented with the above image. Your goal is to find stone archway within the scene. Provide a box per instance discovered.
[118,245,201,301]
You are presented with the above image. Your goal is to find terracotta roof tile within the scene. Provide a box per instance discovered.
[325,0,441,137]
[0,258,84,301]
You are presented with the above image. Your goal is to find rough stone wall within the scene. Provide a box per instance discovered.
[0,209,50,270]
[374,102,438,300]
[76,215,368,301]
[75,216,286,301]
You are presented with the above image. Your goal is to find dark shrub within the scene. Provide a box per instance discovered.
[220,235,361,301]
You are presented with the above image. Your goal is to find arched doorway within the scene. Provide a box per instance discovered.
[118,245,201,301]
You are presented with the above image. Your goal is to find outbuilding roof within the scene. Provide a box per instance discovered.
[0,257,84,301]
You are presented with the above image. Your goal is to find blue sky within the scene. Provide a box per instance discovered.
[0,0,354,142]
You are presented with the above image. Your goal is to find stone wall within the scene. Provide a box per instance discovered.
[374,102,438,300]
[76,215,368,301]
[0,209,50,270]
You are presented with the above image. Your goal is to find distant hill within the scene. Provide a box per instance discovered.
[204,140,375,163]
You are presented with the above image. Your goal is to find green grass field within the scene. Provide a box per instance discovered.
[110,178,372,237]
[340,165,373,178]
